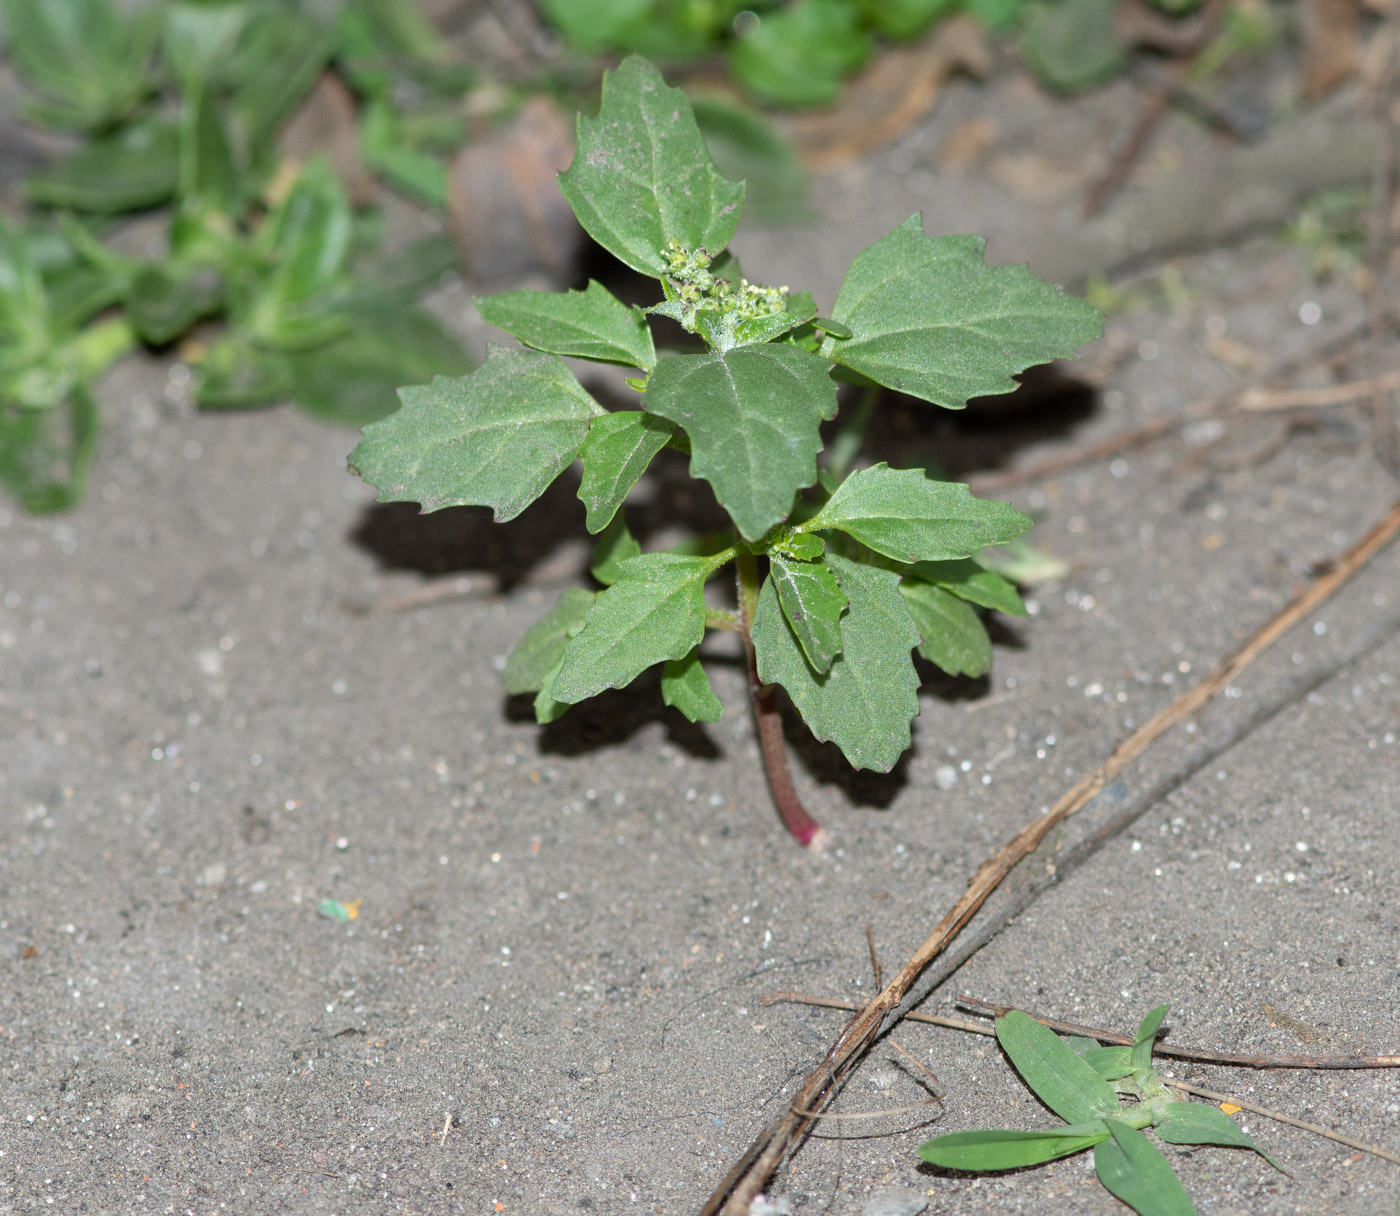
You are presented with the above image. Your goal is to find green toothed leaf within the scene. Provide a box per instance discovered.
[910,558,1028,616]
[477,280,656,370]
[643,344,837,542]
[577,410,673,533]
[591,513,642,586]
[898,580,993,678]
[805,463,1032,563]
[825,216,1102,408]
[349,346,598,519]
[503,587,598,695]
[554,553,717,702]
[534,656,572,724]
[753,553,919,771]
[558,55,745,278]
[661,649,724,723]
[768,555,846,674]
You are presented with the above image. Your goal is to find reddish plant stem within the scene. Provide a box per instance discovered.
[750,664,827,850]
[736,553,829,851]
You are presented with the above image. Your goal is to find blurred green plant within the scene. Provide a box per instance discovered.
[11,0,474,209]
[532,0,1267,108]
[1,0,1266,513]
[0,222,132,512]
[1021,0,1276,93]
[1284,186,1369,283]
[537,0,1025,107]
[921,1006,1281,1216]
[0,0,474,511]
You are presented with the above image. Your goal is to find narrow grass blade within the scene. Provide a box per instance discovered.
[1132,1004,1170,1072]
[920,1122,1110,1171]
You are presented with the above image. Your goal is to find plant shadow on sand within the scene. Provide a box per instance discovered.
[504,669,723,762]
[861,363,1100,481]
[496,618,1028,815]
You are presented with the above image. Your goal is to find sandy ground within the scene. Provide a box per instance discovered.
[4,48,1400,1216]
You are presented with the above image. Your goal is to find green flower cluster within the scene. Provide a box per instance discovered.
[655,238,788,335]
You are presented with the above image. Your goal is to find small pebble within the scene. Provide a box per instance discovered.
[861,1188,929,1216]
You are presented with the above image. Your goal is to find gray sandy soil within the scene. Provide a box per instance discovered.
[3,50,1400,1216]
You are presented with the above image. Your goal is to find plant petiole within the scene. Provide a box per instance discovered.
[704,544,740,573]
[810,316,852,338]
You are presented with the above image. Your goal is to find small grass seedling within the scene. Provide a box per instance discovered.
[921,1006,1281,1215]
[349,55,1101,845]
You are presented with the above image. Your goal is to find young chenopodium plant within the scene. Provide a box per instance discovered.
[349,55,1101,846]
[921,1007,1281,1216]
